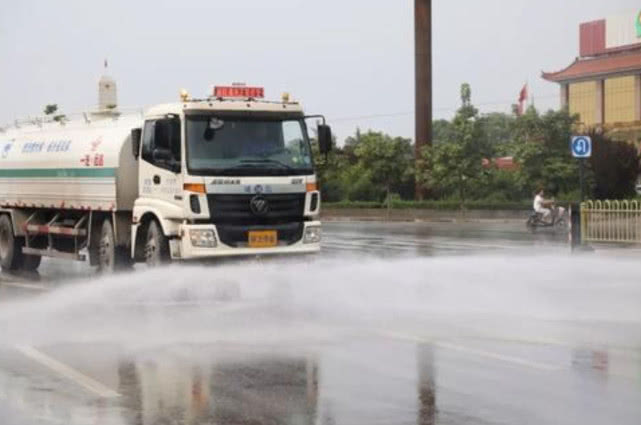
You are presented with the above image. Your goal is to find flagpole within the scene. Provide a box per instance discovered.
[517,81,528,116]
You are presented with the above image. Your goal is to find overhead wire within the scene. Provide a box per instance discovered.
[328,93,561,123]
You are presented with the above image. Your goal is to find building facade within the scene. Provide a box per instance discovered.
[543,10,641,134]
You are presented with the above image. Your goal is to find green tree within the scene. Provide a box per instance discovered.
[310,128,348,202]
[432,119,454,145]
[352,131,414,201]
[44,104,58,115]
[589,131,640,199]
[511,107,579,197]
[477,112,515,156]
[313,129,414,202]
[417,83,485,203]
[317,85,640,204]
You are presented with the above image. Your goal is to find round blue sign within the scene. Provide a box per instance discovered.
[571,136,591,158]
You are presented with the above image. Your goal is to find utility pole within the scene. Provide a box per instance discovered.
[414,0,432,200]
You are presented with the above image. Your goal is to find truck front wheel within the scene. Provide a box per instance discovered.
[145,221,169,267]
[0,214,22,271]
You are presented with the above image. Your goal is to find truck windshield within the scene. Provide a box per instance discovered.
[186,116,314,176]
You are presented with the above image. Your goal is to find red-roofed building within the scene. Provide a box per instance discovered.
[543,10,641,131]
[482,157,517,171]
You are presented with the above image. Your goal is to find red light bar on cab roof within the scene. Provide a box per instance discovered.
[213,86,264,99]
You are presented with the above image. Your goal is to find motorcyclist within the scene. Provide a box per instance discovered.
[533,187,565,224]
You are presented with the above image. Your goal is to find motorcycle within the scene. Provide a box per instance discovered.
[526,206,567,229]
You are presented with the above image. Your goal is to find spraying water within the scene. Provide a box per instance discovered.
[1,252,641,425]
[1,254,640,352]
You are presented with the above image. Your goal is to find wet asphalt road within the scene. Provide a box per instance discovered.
[0,221,640,425]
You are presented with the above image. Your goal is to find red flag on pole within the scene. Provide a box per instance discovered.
[517,84,528,115]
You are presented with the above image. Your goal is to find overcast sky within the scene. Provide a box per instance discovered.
[1,0,639,142]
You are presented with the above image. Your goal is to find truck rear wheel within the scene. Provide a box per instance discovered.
[21,254,42,272]
[145,221,169,267]
[98,219,131,273]
[0,214,23,271]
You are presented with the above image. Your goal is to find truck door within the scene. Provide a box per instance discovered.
[139,116,183,208]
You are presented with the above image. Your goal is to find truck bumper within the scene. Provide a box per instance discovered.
[169,221,321,260]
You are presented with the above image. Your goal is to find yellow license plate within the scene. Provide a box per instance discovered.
[248,230,278,248]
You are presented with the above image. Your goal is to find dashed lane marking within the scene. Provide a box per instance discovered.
[0,280,48,291]
[377,331,561,372]
[435,341,562,371]
[14,345,120,399]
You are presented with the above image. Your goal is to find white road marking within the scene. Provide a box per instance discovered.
[324,239,538,252]
[0,281,48,291]
[435,341,562,371]
[32,415,66,424]
[377,331,561,371]
[14,345,120,399]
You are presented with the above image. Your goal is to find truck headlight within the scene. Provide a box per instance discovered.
[303,226,321,244]
[189,229,217,248]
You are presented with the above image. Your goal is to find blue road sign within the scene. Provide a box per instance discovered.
[571,136,592,158]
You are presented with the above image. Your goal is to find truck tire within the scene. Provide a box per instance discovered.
[145,220,169,267]
[21,254,42,272]
[98,219,131,272]
[0,214,23,271]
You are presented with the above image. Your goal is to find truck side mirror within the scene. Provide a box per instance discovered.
[131,128,142,159]
[318,124,332,154]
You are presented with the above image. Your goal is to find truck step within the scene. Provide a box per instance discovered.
[22,247,86,261]
[25,224,87,237]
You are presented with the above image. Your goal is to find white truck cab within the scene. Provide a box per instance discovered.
[131,85,331,263]
[0,83,332,271]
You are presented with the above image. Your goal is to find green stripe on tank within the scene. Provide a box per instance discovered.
[0,168,117,178]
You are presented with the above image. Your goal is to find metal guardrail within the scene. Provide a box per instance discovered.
[580,200,641,243]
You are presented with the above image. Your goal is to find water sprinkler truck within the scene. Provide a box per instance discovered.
[0,81,332,272]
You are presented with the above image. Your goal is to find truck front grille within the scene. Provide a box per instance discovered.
[207,193,305,224]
